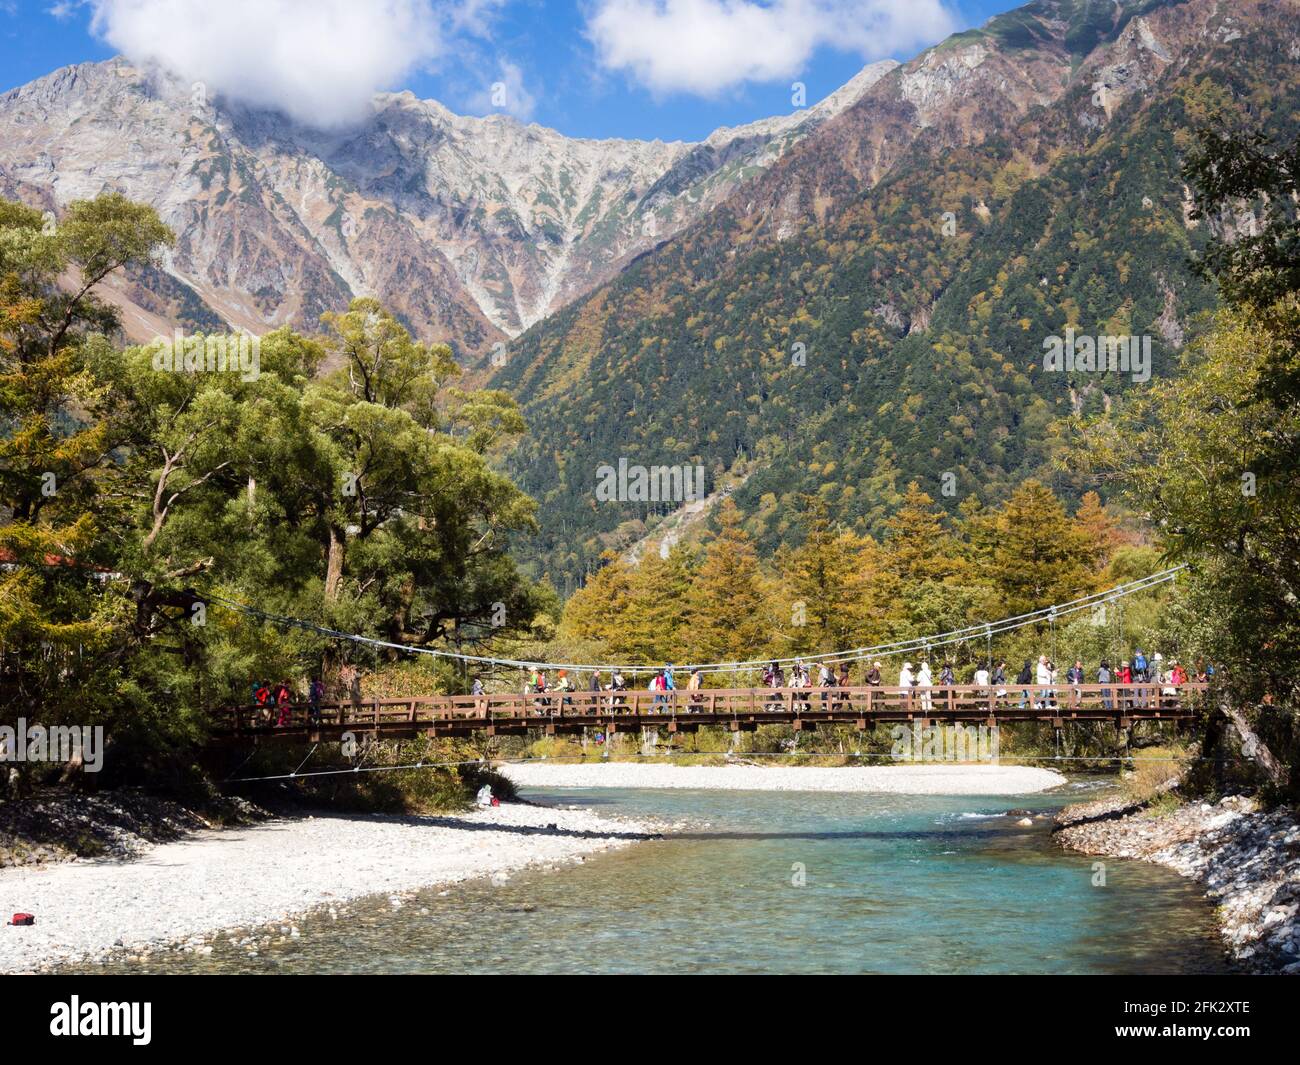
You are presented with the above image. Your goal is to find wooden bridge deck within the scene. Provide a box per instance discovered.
[207,682,1207,744]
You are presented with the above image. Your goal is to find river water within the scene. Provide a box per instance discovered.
[94,780,1228,974]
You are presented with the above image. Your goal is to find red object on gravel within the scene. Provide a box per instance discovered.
[9,913,34,926]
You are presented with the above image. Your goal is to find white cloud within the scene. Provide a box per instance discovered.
[88,0,446,128]
[586,0,959,96]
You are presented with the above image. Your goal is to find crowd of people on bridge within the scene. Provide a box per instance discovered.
[249,676,327,726]
[502,649,1211,715]
[243,648,1212,725]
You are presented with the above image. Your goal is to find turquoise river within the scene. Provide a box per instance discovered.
[90,778,1229,975]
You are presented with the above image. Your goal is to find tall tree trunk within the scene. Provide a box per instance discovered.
[324,524,345,601]
[322,524,346,701]
[1219,700,1287,788]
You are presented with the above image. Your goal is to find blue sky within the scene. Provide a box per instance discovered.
[0,1,1021,141]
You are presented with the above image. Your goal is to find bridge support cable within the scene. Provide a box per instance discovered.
[203,565,1188,678]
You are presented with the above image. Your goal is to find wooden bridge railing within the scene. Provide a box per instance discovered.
[208,682,1210,738]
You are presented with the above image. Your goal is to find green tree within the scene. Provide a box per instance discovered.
[686,499,768,664]
[989,481,1093,616]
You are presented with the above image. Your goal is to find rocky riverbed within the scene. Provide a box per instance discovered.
[0,798,657,973]
[1055,793,1300,973]
[0,789,263,868]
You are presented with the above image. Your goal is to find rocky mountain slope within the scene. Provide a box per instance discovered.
[0,56,894,356]
[489,0,1300,586]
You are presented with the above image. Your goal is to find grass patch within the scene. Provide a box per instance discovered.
[1120,744,1189,804]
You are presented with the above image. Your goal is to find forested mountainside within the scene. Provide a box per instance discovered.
[0,56,893,354]
[492,0,1299,589]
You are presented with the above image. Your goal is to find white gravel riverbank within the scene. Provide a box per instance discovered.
[1057,794,1300,973]
[500,761,1067,794]
[0,802,654,973]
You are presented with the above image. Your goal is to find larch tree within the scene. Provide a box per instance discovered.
[989,481,1094,616]
[686,498,768,664]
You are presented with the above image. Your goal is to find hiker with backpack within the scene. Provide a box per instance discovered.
[1133,649,1149,709]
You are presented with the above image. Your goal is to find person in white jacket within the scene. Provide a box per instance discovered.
[898,661,915,707]
[917,661,933,712]
[1036,655,1053,709]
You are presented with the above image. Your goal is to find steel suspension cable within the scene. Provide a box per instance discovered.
[205,565,1187,676]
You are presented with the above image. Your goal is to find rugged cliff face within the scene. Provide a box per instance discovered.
[0,56,894,355]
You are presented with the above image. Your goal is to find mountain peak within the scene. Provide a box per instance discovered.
[0,54,898,345]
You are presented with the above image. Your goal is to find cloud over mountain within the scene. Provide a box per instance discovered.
[586,0,958,96]
[88,0,444,128]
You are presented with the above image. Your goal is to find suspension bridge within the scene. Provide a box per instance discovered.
[206,682,1207,745]
[203,565,1205,746]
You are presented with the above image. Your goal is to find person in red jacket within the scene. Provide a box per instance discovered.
[274,680,293,726]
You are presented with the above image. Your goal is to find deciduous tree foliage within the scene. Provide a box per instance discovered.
[561,481,1117,674]
[0,195,548,781]
[1079,124,1300,792]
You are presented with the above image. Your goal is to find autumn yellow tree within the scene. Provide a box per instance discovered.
[559,551,636,652]
[686,499,769,664]
[989,481,1094,615]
